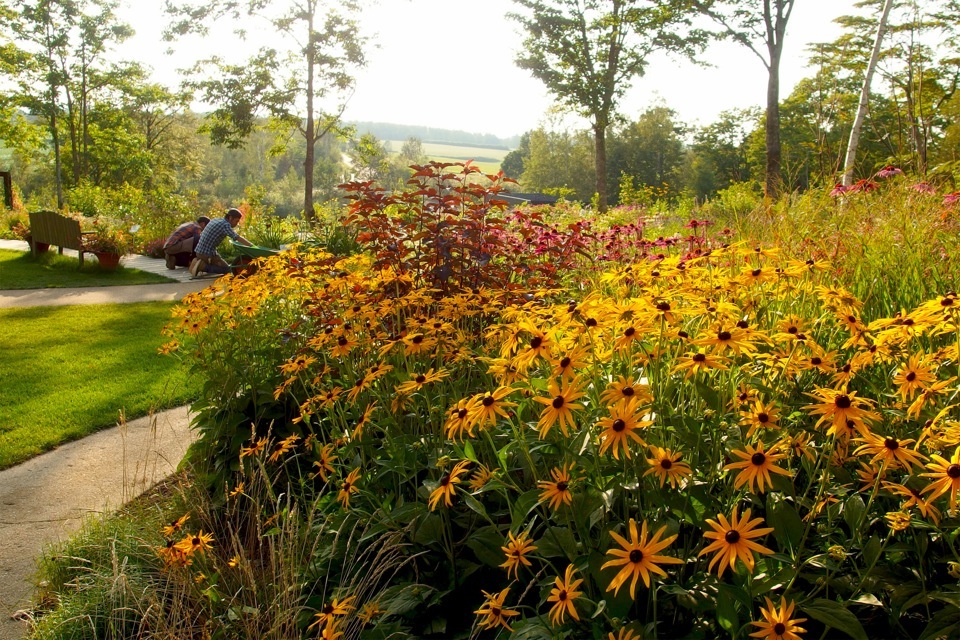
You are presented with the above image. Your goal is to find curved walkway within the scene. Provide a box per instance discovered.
[0,246,209,639]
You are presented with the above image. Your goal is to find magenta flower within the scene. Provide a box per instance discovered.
[910,182,936,194]
[875,166,903,179]
[829,183,848,197]
[944,192,960,206]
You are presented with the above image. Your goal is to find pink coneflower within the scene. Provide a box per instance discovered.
[829,183,848,197]
[910,182,936,194]
[850,179,878,193]
[875,165,903,179]
[943,192,960,206]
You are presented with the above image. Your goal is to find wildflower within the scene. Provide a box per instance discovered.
[467,386,517,431]
[312,444,338,482]
[484,357,525,385]
[357,601,386,624]
[309,596,356,631]
[469,465,496,490]
[550,344,591,379]
[547,564,583,626]
[337,468,361,508]
[239,437,269,459]
[885,510,911,533]
[739,400,781,438]
[892,354,937,402]
[875,165,903,179]
[402,332,436,356]
[162,513,190,537]
[748,596,807,640]
[512,323,554,369]
[853,433,926,471]
[601,518,682,598]
[395,368,449,395]
[538,463,575,511]
[672,350,730,379]
[444,399,473,441]
[330,333,359,358]
[428,460,471,510]
[267,434,300,463]
[948,562,960,580]
[352,403,377,440]
[280,354,316,375]
[500,530,538,580]
[613,323,644,352]
[229,482,245,499]
[699,506,774,577]
[175,530,214,555]
[694,325,757,355]
[724,442,792,493]
[533,377,587,438]
[596,398,651,460]
[882,481,941,524]
[608,630,642,640]
[920,446,960,510]
[804,388,879,438]
[227,555,240,568]
[316,621,343,640]
[474,587,519,631]
[643,446,692,488]
[600,375,652,406]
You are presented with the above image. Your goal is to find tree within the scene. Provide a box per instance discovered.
[510,0,701,212]
[520,126,596,201]
[165,0,366,221]
[691,0,795,198]
[500,132,531,180]
[608,105,685,201]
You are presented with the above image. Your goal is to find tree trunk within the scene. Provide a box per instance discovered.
[594,121,608,213]
[764,61,781,197]
[302,7,316,222]
[49,97,64,210]
[841,0,893,187]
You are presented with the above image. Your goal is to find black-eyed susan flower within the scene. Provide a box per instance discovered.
[672,349,730,379]
[312,444,338,482]
[694,325,757,355]
[699,506,774,577]
[601,518,682,598]
[538,463,575,511]
[600,375,652,407]
[748,596,807,640]
[337,468,361,508]
[308,596,355,631]
[550,344,591,380]
[804,388,879,438]
[853,432,926,471]
[444,399,473,442]
[474,587,519,631]
[351,403,377,440]
[884,510,912,533]
[739,400,781,438]
[468,464,496,491]
[267,434,300,463]
[920,445,960,510]
[596,398,651,460]
[394,367,449,395]
[239,437,269,459]
[892,353,936,402]
[546,564,583,626]
[512,322,554,369]
[724,441,792,493]
[467,386,517,431]
[162,513,190,537]
[883,481,942,524]
[643,445,692,488]
[608,629,642,640]
[428,460,471,511]
[175,530,214,555]
[280,354,316,375]
[500,530,537,580]
[533,377,587,438]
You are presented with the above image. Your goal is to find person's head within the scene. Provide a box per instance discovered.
[196,215,210,230]
[225,208,243,228]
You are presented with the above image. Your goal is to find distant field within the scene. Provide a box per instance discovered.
[387,140,508,174]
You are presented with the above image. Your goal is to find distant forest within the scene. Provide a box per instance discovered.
[351,122,520,150]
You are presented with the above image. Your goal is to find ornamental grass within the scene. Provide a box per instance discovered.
[151,164,960,639]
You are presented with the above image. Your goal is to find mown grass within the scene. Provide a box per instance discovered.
[0,249,175,289]
[0,301,199,469]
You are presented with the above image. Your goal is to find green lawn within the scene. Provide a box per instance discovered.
[0,248,175,289]
[0,301,198,469]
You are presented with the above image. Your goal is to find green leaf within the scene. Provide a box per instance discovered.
[466,525,505,568]
[766,494,803,550]
[918,605,960,640]
[461,439,477,463]
[843,494,865,533]
[511,489,541,530]
[461,492,492,523]
[510,619,554,639]
[379,583,438,616]
[536,526,577,559]
[800,599,868,640]
[715,584,739,636]
[862,535,882,567]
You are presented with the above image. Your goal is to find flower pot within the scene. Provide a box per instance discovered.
[94,251,122,271]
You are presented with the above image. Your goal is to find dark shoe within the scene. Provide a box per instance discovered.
[189,258,202,278]
[165,254,176,270]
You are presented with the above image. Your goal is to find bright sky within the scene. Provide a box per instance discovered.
[118,0,857,140]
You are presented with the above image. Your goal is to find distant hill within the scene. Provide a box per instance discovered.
[351,121,521,150]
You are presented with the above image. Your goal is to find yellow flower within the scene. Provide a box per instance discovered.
[601,518,682,598]
[175,530,214,555]
[672,349,730,379]
[724,441,792,493]
[533,377,587,438]
[466,386,517,432]
[444,399,473,442]
[920,445,960,510]
[699,506,774,577]
[428,460,471,511]
[239,437,269,458]
[600,375,652,407]
[474,587,519,631]
[312,444,338,482]
[643,446,692,488]
[748,596,807,640]
[885,510,912,533]
[538,463,575,511]
[500,530,537,580]
[394,367,449,395]
[162,513,190,537]
[853,433,926,471]
[804,388,879,439]
[739,400,781,438]
[308,595,355,631]
[596,398,651,460]
[337,468,361,508]
[547,564,583,626]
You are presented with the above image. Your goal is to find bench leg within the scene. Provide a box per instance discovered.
[79,251,84,268]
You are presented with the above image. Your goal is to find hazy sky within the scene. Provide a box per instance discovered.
[118,0,858,139]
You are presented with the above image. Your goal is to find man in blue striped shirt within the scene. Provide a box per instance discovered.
[190,208,253,278]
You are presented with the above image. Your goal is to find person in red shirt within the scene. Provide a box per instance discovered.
[163,216,210,269]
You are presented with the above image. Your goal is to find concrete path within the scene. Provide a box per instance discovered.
[0,241,209,639]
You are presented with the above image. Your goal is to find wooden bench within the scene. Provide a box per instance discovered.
[28,210,92,266]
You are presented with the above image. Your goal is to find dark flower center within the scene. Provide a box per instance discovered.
[884,438,899,450]
[624,327,636,337]
[491,607,501,617]
[629,549,644,563]
[192,537,201,546]
[737,320,749,329]
[774,623,786,635]
[725,530,741,544]
[412,335,423,344]
[788,326,798,334]
[482,396,495,407]
[693,353,706,362]
[718,331,732,341]
[757,413,769,423]
[660,459,673,470]
[552,396,565,409]
[457,409,468,419]
[835,395,852,409]
[947,464,960,479]
[751,452,766,465]
[657,302,671,311]
[415,375,426,384]
[751,269,761,277]
[440,476,450,486]
[558,590,568,601]
[586,318,598,327]
[622,386,635,397]
[811,357,822,365]
[905,371,917,382]
[323,604,334,614]
[560,357,571,368]
[612,419,626,432]
[941,297,954,306]
[556,481,568,491]
[530,336,543,349]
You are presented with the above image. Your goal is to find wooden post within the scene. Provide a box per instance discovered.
[0,171,11,209]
